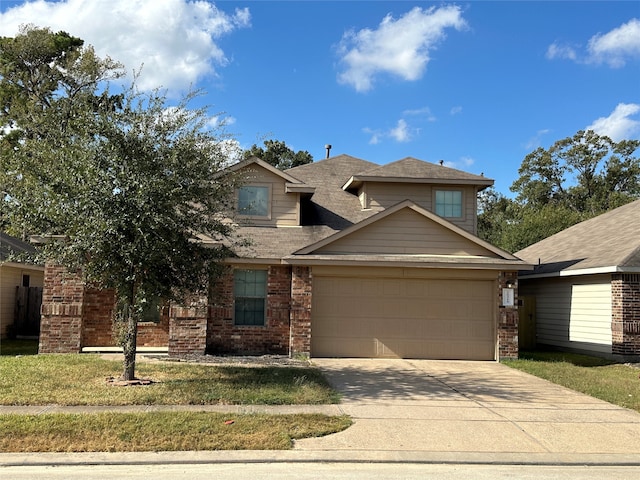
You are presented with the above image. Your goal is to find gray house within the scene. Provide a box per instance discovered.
[516,199,640,360]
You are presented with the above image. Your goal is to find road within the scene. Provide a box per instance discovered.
[2,462,638,480]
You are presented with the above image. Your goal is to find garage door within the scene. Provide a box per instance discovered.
[311,276,495,360]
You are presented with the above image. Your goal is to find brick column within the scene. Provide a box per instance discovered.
[498,271,519,360]
[168,296,208,356]
[39,262,85,353]
[290,266,312,357]
[612,274,640,358]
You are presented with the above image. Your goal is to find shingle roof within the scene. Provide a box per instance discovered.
[347,157,493,184]
[516,199,640,275]
[0,231,40,263]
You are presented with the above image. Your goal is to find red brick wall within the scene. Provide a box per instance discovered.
[498,271,519,360]
[207,265,291,355]
[39,263,85,353]
[612,273,640,357]
[40,263,170,352]
[290,266,312,357]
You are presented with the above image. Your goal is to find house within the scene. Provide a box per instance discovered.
[516,199,640,360]
[38,154,529,360]
[0,232,44,339]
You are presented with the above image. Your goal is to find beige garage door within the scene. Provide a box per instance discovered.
[312,276,495,360]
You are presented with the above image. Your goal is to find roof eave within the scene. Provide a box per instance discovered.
[519,265,640,279]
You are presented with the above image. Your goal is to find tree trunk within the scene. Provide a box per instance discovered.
[121,309,138,381]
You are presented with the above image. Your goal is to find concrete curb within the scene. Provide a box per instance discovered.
[2,450,640,467]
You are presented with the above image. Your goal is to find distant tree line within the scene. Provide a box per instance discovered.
[478,130,640,252]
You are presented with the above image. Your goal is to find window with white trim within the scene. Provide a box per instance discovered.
[435,190,462,218]
[234,269,267,326]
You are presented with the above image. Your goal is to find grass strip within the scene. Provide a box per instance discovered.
[503,351,640,413]
[0,412,352,452]
[0,354,340,405]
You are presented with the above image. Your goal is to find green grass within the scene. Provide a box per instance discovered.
[0,353,340,406]
[0,339,38,356]
[503,351,640,413]
[0,412,352,452]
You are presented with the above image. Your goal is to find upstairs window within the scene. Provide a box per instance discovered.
[435,190,462,218]
[234,269,267,326]
[238,185,270,217]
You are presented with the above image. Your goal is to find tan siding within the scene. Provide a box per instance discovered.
[0,265,44,338]
[315,208,498,256]
[362,182,477,233]
[519,275,612,354]
[236,166,299,226]
[312,265,499,280]
[569,283,612,346]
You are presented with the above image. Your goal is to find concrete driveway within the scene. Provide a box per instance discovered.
[295,359,640,464]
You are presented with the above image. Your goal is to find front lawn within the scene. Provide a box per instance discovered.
[0,350,339,406]
[0,412,351,452]
[503,351,640,413]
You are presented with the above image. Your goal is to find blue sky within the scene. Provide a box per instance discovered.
[1,1,639,195]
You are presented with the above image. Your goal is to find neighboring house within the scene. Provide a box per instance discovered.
[0,232,44,339]
[516,199,640,360]
[39,154,529,360]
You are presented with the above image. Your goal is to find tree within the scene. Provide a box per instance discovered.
[243,139,313,170]
[1,26,238,380]
[511,130,640,215]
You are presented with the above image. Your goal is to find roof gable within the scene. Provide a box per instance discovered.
[0,232,39,262]
[516,199,640,274]
[296,200,518,260]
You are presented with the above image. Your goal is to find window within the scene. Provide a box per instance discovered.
[234,269,267,326]
[435,190,462,218]
[238,185,270,217]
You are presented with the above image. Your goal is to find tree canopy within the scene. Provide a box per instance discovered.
[1,26,238,380]
[242,139,313,170]
[478,130,640,253]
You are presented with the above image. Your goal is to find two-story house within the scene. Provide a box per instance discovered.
[39,154,529,360]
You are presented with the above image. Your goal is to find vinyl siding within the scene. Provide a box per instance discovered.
[237,166,299,226]
[315,207,497,256]
[360,182,478,233]
[519,275,612,354]
[0,265,44,337]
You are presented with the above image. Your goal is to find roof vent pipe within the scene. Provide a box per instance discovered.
[325,144,332,159]
[439,160,444,166]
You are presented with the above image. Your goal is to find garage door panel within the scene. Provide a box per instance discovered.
[312,276,495,360]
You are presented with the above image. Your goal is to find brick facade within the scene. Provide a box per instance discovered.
[39,262,520,360]
[497,271,519,360]
[207,265,291,355]
[612,273,640,358]
[39,263,169,353]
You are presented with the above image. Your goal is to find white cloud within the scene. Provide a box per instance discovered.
[450,106,462,116]
[444,156,475,170]
[524,129,551,150]
[586,103,640,141]
[0,0,251,93]
[403,106,437,122]
[587,18,640,67]
[546,18,640,68]
[545,42,578,61]
[364,117,420,145]
[389,119,411,142]
[336,5,467,92]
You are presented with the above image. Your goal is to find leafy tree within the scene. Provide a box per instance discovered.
[478,130,639,252]
[243,139,313,170]
[1,26,238,380]
[511,130,640,215]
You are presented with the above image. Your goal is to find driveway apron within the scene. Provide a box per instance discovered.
[294,359,640,459]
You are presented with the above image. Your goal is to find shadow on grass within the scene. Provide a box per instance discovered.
[517,350,618,367]
[0,339,38,356]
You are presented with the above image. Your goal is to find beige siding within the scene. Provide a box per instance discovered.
[237,166,299,226]
[361,183,478,233]
[311,269,496,360]
[0,265,44,338]
[315,207,498,256]
[519,275,612,354]
[569,283,612,346]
